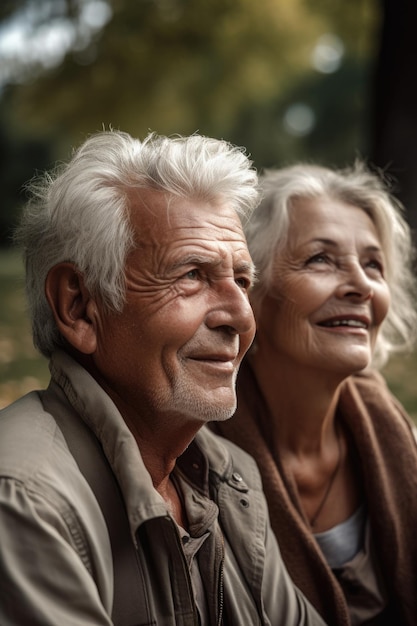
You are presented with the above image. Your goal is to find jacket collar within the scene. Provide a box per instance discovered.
[50,350,168,531]
[49,351,246,533]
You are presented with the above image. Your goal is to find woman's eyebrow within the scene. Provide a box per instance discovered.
[308,237,337,247]
[308,238,383,254]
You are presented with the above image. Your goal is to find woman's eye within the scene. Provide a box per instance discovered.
[306,253,329,265]
[366,259,384,275]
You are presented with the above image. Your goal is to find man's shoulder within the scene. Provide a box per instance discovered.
[1,389,52,425]
[0,390,76,487]
[0,389,107,530]
[0,391,56,461]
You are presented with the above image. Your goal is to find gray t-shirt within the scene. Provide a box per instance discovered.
[314,506,388,625]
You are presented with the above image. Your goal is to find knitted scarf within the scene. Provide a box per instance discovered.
[212,361,417,625]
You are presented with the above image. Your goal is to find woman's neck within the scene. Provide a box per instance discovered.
[248,348,342,455]
[247,348,361,530]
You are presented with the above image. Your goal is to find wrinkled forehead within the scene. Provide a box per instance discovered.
[125,188,252,273]
[129,188,245,240]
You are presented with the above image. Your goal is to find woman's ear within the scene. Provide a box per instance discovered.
[45,263,98,355]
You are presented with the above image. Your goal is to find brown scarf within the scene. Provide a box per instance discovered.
[212,361,417,625]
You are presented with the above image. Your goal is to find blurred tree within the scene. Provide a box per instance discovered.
[0,0,379,243]
[227,56,374,171]
[1,0,326,140]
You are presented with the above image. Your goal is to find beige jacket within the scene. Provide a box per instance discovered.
[0,350,325,626]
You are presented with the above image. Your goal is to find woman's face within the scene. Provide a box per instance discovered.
[255,195,391,377]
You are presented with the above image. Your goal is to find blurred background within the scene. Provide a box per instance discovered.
[1,0,416,417]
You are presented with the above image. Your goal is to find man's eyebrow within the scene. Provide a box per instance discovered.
[170,254,214,271]
[169,256,256,280]
[235,261,257,282]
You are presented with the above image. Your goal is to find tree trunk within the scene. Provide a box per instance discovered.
[371,0,417,235]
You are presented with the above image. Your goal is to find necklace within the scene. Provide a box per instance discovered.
[309,424,342,528]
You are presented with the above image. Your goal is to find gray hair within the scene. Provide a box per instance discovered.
[246,161,417,369]
[15,130,259,357]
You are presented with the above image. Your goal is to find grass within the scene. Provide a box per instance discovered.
[0,249,416,421]
[380,352,417,422]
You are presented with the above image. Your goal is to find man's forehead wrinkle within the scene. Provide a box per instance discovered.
[131,192,244,241]
[135,219,234,245]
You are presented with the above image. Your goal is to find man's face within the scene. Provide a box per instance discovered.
[91,189,256,429]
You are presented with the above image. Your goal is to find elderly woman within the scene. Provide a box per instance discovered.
[212,162,417,626]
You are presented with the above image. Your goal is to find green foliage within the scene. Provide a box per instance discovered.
[1,0,377,159]
[0,0,382,245]
[6,0,309,136]
[224,57,373,172]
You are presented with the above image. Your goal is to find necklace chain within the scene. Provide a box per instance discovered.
[309,425,342,528]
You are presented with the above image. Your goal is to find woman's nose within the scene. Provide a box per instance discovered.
[336,263,374,301]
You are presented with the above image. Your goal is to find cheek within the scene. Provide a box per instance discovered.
[240,321,256,356]
[373,284,391,326]
[128,298,208,363]
[273,272,329,314]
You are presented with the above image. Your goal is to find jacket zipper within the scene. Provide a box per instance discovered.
[217,535,225,626]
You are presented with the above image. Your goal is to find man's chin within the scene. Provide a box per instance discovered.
[165,383,237,423]
[203,401,237,423]
[184,399,237,424]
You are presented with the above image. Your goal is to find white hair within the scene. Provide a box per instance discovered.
[15,130,259,357]
[246,161,417,369]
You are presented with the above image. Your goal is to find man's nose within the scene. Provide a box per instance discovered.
[205,279,255,336]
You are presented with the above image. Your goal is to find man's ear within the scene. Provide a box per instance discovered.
[45,263,98,355]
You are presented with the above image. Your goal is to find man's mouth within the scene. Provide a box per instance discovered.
[187,352,238,374]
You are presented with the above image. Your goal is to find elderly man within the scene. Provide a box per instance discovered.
[0,130,325,625]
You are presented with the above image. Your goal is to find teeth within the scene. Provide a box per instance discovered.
[323,320,367,328]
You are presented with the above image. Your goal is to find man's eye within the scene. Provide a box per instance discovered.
[235,276,250,289]
[185,269,199,280]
